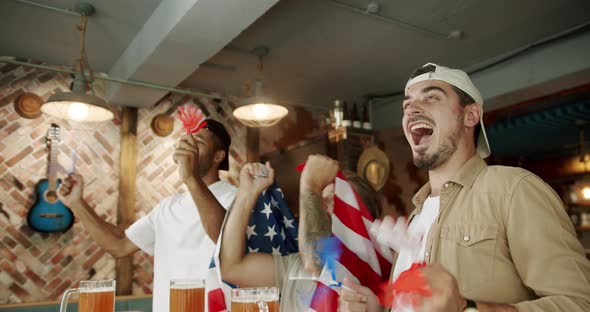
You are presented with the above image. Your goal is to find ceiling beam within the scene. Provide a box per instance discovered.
[372,30,590,130]
[106,0,278,108]
[472,29,590,112]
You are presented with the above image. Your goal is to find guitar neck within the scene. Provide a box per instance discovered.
[47,141,58,191]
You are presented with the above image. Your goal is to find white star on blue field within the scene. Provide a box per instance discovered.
[246,182,298,255]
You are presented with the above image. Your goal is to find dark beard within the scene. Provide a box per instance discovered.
[413,114,462,170]
[198,154,213,177]
[413,140,457,170]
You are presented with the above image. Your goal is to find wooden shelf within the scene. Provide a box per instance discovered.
[575,225,590,232]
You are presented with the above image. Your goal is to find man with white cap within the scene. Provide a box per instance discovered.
[338,63,590,311]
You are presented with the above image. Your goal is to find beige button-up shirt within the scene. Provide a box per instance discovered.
[408,155,590,311]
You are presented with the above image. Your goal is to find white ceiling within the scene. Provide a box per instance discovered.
[1,0,590,117]
[0,0,162,72]
[182,0,590,112]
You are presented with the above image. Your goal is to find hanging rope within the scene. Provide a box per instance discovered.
[75,15,96,94]
[256,55,263,80]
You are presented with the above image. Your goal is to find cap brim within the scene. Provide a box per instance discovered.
[477,113,491,159]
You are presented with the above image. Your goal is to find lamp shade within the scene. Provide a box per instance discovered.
[41,73,115,122]
[233,80,288,127]
[41,92,114,122]
[233,102,288,127]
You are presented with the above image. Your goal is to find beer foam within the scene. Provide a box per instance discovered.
[170,279,205,289]
[171,285,205,290]
[232,295,278,303]
[80,287,114,293]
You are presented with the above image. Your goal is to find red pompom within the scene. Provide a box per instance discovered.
[177,104,207,134]
[379,262,431,309]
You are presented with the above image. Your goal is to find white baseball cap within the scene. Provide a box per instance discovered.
[405,63,491,158]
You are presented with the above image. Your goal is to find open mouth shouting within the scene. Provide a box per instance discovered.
[408,120,435,152]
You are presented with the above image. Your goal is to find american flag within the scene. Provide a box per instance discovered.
[308,172,394,311]
[206,181,299,311]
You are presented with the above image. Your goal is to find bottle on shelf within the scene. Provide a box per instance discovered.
[352,102,361,128]
[341,101,351,128]
[332,100,343,128]
[362,101,372,130]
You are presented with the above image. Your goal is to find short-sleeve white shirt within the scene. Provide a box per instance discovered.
[125,181,237,312]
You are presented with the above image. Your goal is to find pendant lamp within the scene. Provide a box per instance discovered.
[41,4,115,122]
[233,46,287,127]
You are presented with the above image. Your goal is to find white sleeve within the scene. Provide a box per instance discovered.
[221,187,237,210]
[125,205,158,255]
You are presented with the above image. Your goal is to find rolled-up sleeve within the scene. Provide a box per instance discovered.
[507,174,590,312]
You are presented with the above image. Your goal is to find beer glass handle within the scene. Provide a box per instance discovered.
[257,301,269,312]
[59,288,79,312]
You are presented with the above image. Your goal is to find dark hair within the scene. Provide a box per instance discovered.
[343,171,381,219]
[208,133,229,171]
[410,64,437,79]
[209,134,224,154]
[204,119,230,170]
[410,64,480,145]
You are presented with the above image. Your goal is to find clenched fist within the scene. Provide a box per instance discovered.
[58,173,85,210]
[173,134,200,182]
[300,155,340,194]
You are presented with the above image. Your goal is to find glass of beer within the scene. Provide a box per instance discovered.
[59,279,115,312]
[231,287,279,312]
[170,279,205,312]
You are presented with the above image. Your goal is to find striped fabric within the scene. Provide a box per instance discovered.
[309,172,393,311]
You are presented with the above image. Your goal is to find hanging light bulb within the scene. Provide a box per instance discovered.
[233,47,288,127]
[40,10,115,122]
[252,103,272,119]
[67,102,90,120]
[233,80,288,127]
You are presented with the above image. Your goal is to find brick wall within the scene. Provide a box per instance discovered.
[0,62,247,304]
[0,63,119,303]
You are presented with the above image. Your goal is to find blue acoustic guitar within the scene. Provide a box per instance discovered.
[27,124,74,233]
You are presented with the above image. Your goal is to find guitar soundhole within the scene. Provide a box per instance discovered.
[44,190,59,204]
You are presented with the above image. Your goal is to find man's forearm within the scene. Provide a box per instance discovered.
[299,188,332,273]
[70,200,135,258]
[185,177,226,242]
[219,191,257,278]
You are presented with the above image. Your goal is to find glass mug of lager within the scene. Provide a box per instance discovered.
[170,279,205,312]
[59,279,115,312]
[231,287,279,312]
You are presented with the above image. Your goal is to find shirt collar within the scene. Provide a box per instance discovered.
[411,154,487,208]
[449,154,487,189]
[412,182,431,208]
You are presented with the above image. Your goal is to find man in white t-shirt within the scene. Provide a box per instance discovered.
[58,119,237,312]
